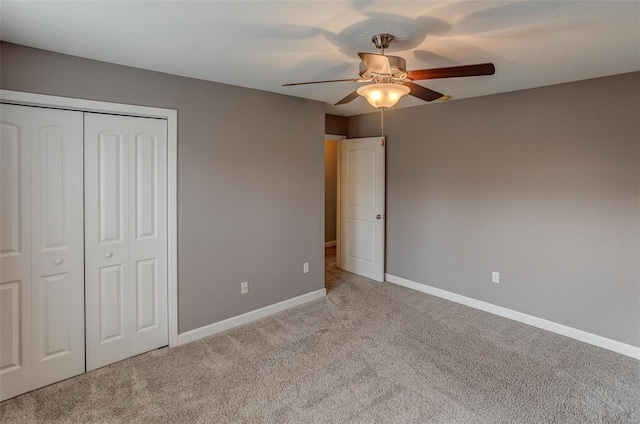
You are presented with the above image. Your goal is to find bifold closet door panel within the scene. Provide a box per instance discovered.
[29,107,85,389]
[1,105,33,401]
[84,115,131,370]
[85,114,168,371]
[127,117,168,357]
[0,104,84,401]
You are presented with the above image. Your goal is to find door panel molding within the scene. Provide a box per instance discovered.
[0,123,23,257]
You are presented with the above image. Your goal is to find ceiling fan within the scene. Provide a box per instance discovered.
[283,34,495,109]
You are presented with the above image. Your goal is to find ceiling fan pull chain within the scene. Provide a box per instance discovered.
[380,108,384,138]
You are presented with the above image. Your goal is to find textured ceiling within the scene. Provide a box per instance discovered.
[1,1,639,116]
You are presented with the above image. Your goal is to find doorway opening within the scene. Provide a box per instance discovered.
[324,134,345,290]
[325,134,387,286]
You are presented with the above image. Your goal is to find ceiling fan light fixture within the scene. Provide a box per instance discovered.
[356,83,410,109]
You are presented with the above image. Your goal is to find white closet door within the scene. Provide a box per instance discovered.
[0,105,32,401]
[0,104,84,401]
[84,116,130,369]
[85,114,167,371]
[29,107,85,388]
[128,117,168,357]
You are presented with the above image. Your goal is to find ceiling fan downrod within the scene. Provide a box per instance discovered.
[372,34,394,55]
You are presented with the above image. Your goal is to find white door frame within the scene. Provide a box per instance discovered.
[0,89,179,348]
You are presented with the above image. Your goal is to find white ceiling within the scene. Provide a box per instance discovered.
[1,1,639,116]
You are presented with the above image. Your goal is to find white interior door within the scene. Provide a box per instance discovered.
[0,104,84,401]
[85,113,168,371]
[339,137,385,282]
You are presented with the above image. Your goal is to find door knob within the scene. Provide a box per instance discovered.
[54,258,63,265]
[105,252,113,258]
[376,214,382,219]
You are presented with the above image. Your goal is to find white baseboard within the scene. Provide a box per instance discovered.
[177,288,327,346]
[325,240,336,248]
[385,274,640,360]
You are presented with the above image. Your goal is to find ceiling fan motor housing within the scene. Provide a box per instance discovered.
[359,55,408,82]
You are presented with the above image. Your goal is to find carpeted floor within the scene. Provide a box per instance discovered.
[1,247,639,423]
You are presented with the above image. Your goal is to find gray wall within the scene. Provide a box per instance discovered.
[349,72,640,347]
[0,42,326,334]
[325,114,348,136]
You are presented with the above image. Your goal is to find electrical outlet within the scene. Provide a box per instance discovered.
[241,281,248,294]
[303,262,309,273]
[492,272,500,284]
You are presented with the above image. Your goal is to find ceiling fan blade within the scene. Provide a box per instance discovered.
[282,78,360,87]
[407,63,495,80]
[335,90,360,105]
[403,82,445,102]
[358,52,391,75]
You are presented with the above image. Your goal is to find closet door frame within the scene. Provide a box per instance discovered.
[0,89,179,348]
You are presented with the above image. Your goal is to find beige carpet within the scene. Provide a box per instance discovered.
[1,247,639,423]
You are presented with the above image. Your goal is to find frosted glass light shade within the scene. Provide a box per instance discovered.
[356,83,410,109]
